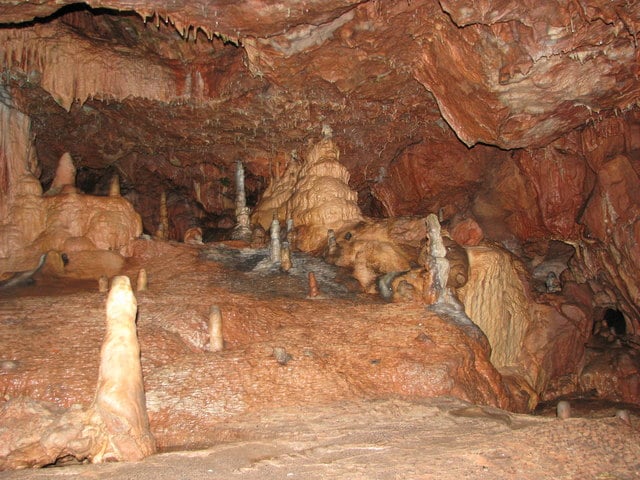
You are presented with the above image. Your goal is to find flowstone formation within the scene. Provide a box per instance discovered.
[0,104,142,281]
[253,135,362,252]
[0,151,142,281]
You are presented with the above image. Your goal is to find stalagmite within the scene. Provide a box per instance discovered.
[251,223,267,248]
[281,241,292,272]
[253,136,362,251]
[308,271,319,297]
[0,275,156,469]
[47,152,76,195]
[327,229,337,255]
[231,160,252,242]
[615,409,631,425]
[270,216,282,263]
[286,217,296,249]
[425,213,450,303]
[208,305,224,352]
[136,268,147,291]
[235,159,247,210]
[98,275,109,292]
[556,400,571,419]
[109,174,120,197]
[92,275,156,461]
[156,190,168,240]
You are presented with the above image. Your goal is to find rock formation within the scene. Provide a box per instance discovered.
[0,276,155,469]
[0,101,142,281]
[0,174,142,280]
[251,157,301,231]
[458,246,592,401]
[231,160,252,242]
[253,136,363,252]
[47,152,77,195]
[1,0,640,469]
[285,137,363,251]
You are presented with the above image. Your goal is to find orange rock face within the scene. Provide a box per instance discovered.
[0,240,522,467]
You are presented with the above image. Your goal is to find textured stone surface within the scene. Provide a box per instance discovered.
[0,276,155,469]
[459,246,592,399]
[1,1,640,469]
[0,240,520,462]
[3,398,640,480]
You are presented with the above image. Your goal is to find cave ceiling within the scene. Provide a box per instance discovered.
[1,0,640,217]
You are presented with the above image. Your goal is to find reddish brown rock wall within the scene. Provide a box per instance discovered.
[1,0,640,423]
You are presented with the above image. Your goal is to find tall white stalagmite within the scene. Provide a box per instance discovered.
[426,213,449,301]
[208,305,224,352]
[235,159,246,209]
[270,217,282,263]
[232,160,252,241]
[92,275,155,461]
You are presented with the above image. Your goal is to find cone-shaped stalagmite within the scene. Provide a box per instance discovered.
[109,174,121,197]
[136,268,147,292]
[98,275,109,292]
[281,241,292,272]
[49,152,76,193]
[92,275,155,461]
[308,271,319,297]
[208,305,224,352]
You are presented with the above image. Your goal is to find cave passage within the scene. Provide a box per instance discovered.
[603,308,627,336]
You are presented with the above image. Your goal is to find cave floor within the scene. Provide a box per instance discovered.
[1,239,640,477]
[2,397,640,479]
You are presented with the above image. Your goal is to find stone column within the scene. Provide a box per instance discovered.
[232,160,252,241]
[270,217,282,263]
[426,213,450,302]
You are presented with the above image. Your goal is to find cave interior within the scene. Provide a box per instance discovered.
[1,0,640,472]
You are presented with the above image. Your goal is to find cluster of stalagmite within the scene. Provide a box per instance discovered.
[0,145,142,281]
[0,276,155,469]
[252,136,363,252]
[286,138,362,251]
[250,157,300,232]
